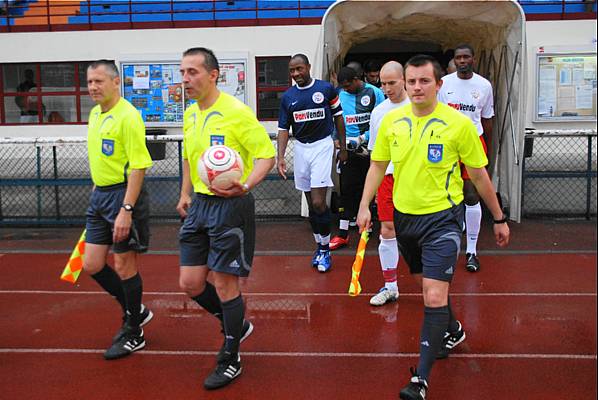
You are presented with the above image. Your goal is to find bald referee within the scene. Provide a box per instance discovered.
[82,60,154,360]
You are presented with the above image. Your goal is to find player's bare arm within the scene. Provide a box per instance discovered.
[465,166,510,247]
[481,117,494,156]
[356,160,388,232]
[113,168,145,243]
[334,114,348,163]
[276,129,290,179]
[176,160,193,218]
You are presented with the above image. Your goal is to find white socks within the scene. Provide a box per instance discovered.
[465,202,482,255]
[313,233,321,244]
[378,236,399,292]
[339,219,349,231]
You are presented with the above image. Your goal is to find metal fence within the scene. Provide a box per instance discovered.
[0,135,301,225]
[522,130,597,219]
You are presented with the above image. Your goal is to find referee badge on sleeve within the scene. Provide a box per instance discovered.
[102,139,115,156]
[428,144,443,163]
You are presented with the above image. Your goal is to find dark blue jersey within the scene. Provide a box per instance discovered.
[278,79,342,144]
[339,82,385,139]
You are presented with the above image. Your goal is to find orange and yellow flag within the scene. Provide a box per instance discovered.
[60,230,86,284]
[348,230,369,296]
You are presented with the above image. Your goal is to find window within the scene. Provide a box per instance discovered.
[256,56,291,120]
[0,61,95,125]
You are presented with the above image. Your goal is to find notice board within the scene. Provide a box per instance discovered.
[121,59,247,126]
[536,51,596,122]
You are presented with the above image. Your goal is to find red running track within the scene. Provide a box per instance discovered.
[0,252,596,399]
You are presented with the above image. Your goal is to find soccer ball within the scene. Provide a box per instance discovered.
[197,145,243,190]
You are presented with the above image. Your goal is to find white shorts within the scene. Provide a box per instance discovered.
[293,136,334,192]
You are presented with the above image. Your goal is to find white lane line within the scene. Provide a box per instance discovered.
[0,290,595,297]
[0,348,595,360]
[0,249,595,255]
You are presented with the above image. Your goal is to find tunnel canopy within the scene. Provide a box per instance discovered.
[316,0,527,221]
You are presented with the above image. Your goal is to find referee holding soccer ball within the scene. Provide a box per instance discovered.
[176,47,275,390]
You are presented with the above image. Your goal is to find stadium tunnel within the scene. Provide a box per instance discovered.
[315,0,526,222]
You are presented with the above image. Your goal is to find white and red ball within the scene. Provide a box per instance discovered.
[197,145,243,190]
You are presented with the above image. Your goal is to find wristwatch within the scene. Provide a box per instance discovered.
[493,215,508,224]
[121,203,134,212]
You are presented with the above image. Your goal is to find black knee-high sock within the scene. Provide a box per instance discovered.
[91,265,126,315]
[122,273,143,328]
[221,295,245,356]
[314,207,331,237]
[191,282,223,321]
[417,306,450,381]
[308,214,320,235]
[447,297,459,333]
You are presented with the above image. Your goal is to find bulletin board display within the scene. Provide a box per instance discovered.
[121,59,247,127]
[535,53,597,122]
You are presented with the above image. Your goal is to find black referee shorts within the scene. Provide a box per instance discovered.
[85,183,150,254]
[179,193,255,277]
[393,204,464,282]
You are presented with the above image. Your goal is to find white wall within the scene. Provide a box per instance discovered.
[0,25,322,137]
[1,19,596,138]
[525,19,597,130]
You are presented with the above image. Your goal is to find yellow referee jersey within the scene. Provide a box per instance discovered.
[372,102,487,215]
[183,92,276,195]
[87,98,153,187]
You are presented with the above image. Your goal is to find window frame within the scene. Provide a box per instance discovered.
[255,56,291,121]
[0,61,92,125]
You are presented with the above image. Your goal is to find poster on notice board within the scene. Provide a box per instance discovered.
[122,60,247,126]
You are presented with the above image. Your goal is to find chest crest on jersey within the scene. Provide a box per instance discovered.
[102,139,115,156]
[360,95,371,107]
[428,144,443,163]
[210,134,225,146]
[312,92,324,104]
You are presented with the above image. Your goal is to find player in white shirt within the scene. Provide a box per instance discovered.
[367,61,410,306]
[438,44,495,273]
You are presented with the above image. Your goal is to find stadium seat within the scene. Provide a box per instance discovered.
[172,0,214,12]
[258,9,299,18]
[132,12,171,22]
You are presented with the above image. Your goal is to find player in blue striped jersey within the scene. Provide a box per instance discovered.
[330,66,385,250]
[277,54,347,272]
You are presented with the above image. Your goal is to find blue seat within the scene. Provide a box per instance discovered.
[564,3,587,13]
[91,14,130,23]
[132,12,171,22]
[68,15,90,24]
[89,4,129,14]
[258,1,298,9]
[299,0,335,7]
[521,4,563,14]
[173,11,213,21]
[215,10,256,19]
[172,0,214,12]
[299,8,327,17]
[258,9,299,18]
[215,1,256,10]
[131,3,171,13]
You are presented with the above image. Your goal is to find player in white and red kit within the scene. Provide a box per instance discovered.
[438,43,495,272]
[367,61,410,306]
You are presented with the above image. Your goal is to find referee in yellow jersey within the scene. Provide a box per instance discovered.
[176,48,275,390]
[357,55,510,400]
[83,60,154,360]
